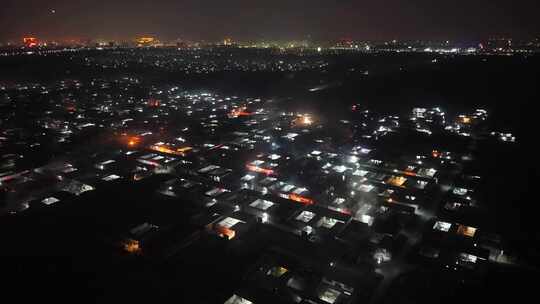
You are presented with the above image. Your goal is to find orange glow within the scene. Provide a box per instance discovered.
[288,193,314,205]
[176,147,193,153]
[214,225,236,240]
[122,239,141,254]
[461,116,472,124]
[127,136,140,147]
[457,225,477,237]
[229,106,252,118]
[246,164,274,175]
[386,176,407,187]
[23,37,38,47]
[137,37,155,45]
[150,144,192,156]
[403,169,417,177]
[292,114,314,127]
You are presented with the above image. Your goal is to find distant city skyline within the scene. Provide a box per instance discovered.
[1,0,539,42]
[3,35,539,49]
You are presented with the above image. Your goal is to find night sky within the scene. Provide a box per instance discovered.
[1,0,539,41]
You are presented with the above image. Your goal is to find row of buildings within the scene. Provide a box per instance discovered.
[0,79,517,303]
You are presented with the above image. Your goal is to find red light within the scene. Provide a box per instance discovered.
[23,37,38,48]
[147,98,161,107]
[246,164,274,175]
[288,193,314,205]
[126,136,140,147]
[338,208,351,215]
[229,106,252,118]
